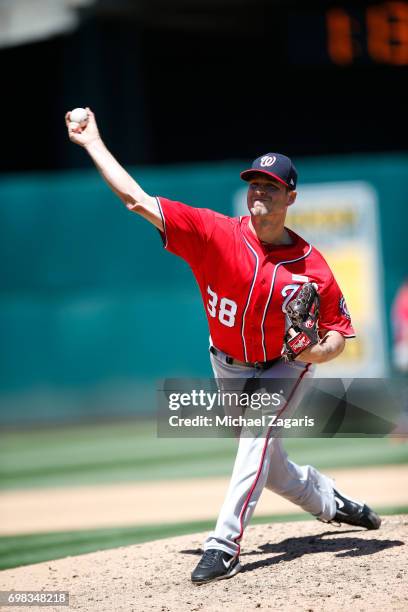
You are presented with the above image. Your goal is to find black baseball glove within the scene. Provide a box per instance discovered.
[282,282,320,362]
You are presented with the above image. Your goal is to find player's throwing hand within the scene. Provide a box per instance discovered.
[65,107,101,148]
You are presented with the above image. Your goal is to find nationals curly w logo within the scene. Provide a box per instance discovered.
[260,155,276,167]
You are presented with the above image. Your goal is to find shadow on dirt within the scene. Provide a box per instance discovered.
[240,529,405,573]
[180,528,404,575]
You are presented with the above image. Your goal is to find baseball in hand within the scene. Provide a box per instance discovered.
[68,121,81,133]
[70,107,88,126]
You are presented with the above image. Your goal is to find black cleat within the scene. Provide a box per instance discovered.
[331,488,382,530]
[191,549,241,584]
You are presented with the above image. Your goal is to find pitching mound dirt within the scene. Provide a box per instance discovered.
[1,516,407,612]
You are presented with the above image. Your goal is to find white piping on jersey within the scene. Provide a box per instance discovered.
[240,235,260,362]
[156,196,168,248]
[260,244,313,361]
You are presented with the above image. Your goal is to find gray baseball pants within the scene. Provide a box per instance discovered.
[203,347,337,557]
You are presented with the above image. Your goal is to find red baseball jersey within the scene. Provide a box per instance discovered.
[157,197,355,363]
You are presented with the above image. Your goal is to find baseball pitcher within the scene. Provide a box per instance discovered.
[66,109,381,586]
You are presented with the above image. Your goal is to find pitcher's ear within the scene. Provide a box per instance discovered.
[287,190,297,206]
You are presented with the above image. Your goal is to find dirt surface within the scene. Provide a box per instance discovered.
[1,515,407,612]
[1,465,408,535]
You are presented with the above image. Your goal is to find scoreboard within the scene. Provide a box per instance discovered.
[289,2,408,65]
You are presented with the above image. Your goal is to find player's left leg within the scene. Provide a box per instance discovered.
[192,351,314,584]
[192,349,280,584]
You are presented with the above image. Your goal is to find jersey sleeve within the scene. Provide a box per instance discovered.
[156,197,216,268]
[318,273,356,338]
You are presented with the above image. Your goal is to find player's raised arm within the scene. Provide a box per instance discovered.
[65,108,163,230]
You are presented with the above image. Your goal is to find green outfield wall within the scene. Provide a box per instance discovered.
[0,153,407,423]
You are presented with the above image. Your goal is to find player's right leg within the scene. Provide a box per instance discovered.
[260,361,381,530]
[320,487,382,529]
[264,438,336,520]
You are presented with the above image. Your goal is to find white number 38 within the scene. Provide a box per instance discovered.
[207,286,237,328]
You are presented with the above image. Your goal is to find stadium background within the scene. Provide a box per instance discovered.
[0,0,407,570]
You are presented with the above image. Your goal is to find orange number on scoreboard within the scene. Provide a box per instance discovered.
[326,8,355,65]
[367,2,408,65]
[327,2,408,65]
